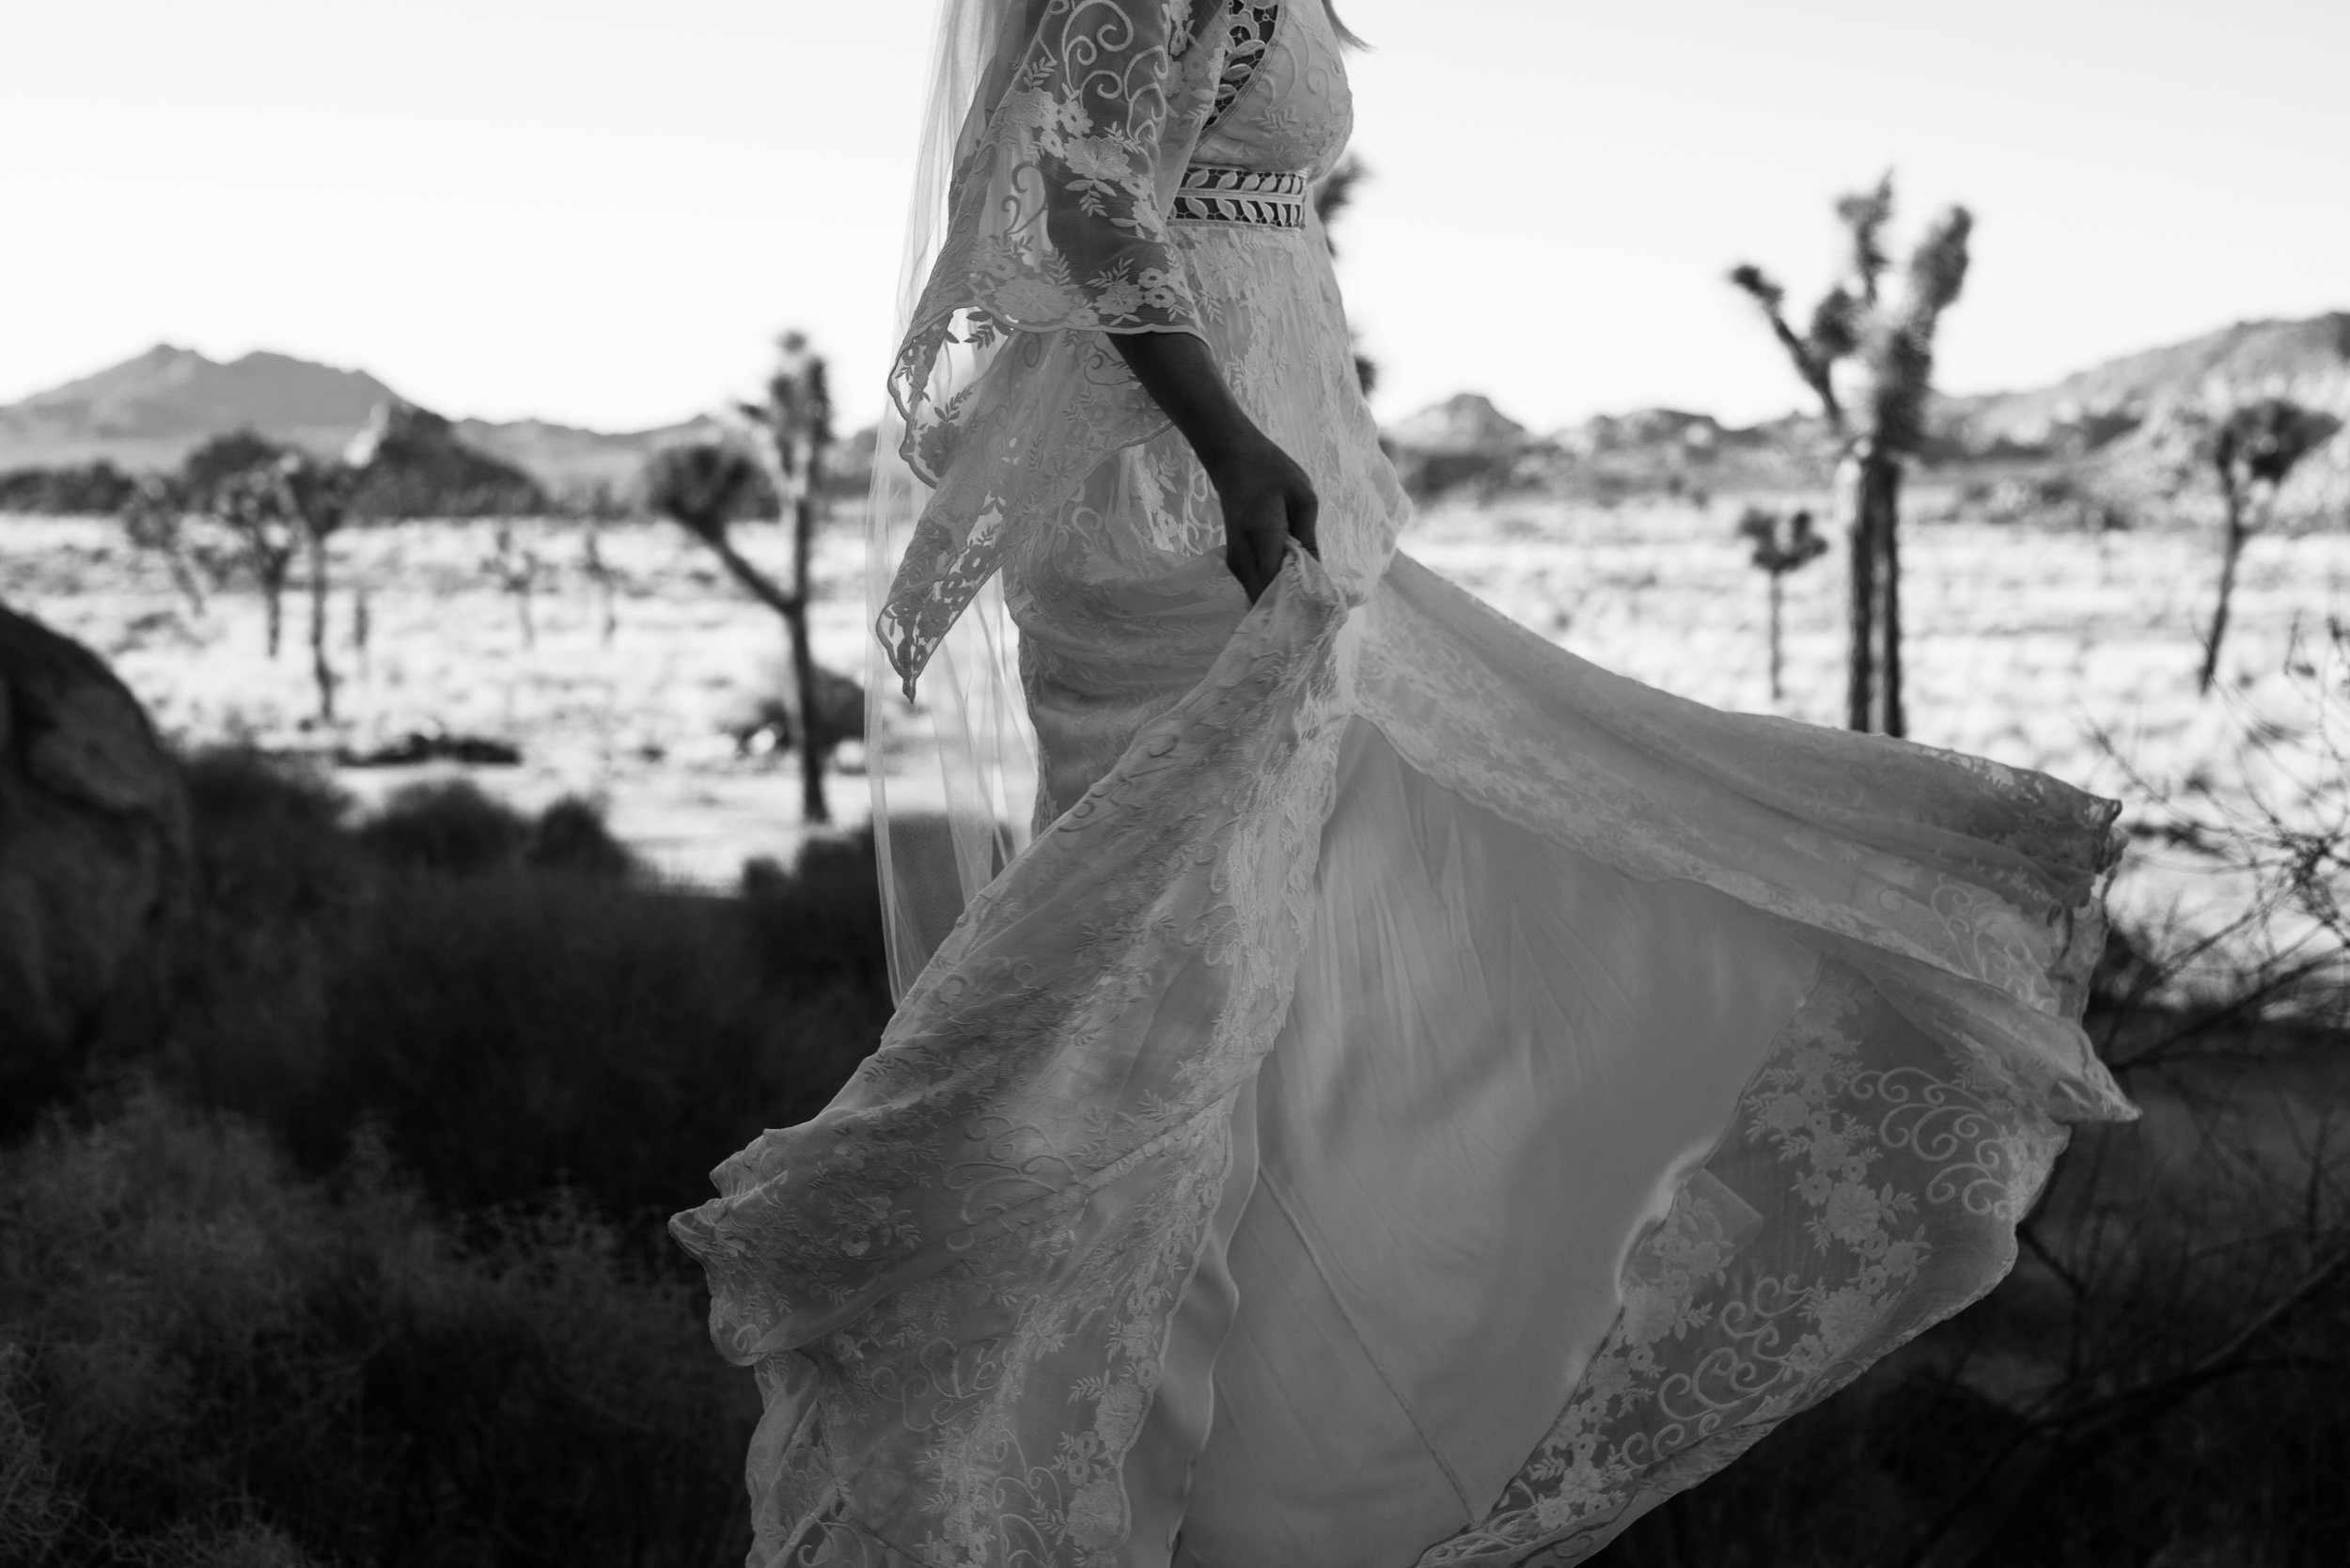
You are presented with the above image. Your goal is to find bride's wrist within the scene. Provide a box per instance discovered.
[1199,427,1281,487]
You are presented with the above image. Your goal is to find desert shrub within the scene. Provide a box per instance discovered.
[353,780,640,880]
[1606,1137,2350,1568]
[164,752,368,1143]
[1609,748,2350,1568]
[525,794,639,879]
[292,868,883,1223]
[742,825,892,991]
[159,751,890,1229]
[0,463,138,517]
[0,1086,755,1568]
[355,777,533,874]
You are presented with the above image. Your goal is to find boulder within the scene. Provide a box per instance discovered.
[343,399,552,518]
[0,603,189,1122]
[1383,393,1532,500]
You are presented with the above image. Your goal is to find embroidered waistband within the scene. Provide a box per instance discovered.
[1171,165,1308,228]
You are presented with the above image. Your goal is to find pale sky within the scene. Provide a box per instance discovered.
[3,0,2343,434]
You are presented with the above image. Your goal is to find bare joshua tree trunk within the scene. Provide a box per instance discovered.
[1844,443,1904,736]
[306,526,337,723]
[581,524,619,646]
[1738,506,1826,709]
[260,562,287,658]
[2201,465,2250,695]
[789,463,825,827]
[744,332,838,826]
[488,523,540,649]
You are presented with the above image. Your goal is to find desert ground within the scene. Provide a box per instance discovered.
[7,501,2346,962]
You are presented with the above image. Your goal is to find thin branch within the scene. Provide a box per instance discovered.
[702,531,804,620]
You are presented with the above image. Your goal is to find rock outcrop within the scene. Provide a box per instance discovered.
[343,399,552,518]
[0,604,189,1123]
[1384,392,1530,498]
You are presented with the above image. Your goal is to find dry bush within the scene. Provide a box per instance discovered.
[1612,663,2350,1567]
[1608,1058,2348,1567]
[156,749,891,1228]
[0,1087,756,1568]
[0,750,897,1565]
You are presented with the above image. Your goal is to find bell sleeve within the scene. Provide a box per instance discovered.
[873,2,1227,696]
[944,0,1217,343]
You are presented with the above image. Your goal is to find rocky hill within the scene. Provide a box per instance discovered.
[343,401,552,519]
[1383,313,2350,518]
[1944,315,2350,525]
[0,346,395,473]
[1939,314,2350,455]
[1385,393,1528,455]
[0,345,719,505]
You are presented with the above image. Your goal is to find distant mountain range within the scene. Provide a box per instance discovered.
[1381,314,2350,517]
[1938,313,2350,456]
[5,313,2345,514]
[0,345,724,500]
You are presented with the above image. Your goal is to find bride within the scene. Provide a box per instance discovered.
[671,2,2135,1563]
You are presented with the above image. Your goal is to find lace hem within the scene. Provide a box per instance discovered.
[675,550,1354,1568]
[1417,960,2076,1564]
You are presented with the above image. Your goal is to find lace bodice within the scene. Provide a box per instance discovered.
[875,0,1363,697]
[1203,4,1279,138]
[1195,1,1354,178]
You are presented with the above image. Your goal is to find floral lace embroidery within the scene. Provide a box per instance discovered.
[675,551,1355,1568]
[1416,964,2076,1565]
[1202,2,1279,139]
[874,2,1237,698]
[683,0,2134,1560]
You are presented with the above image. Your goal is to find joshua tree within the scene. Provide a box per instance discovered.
[120,475,218,618]
[485,521,545,649]
[1737,507,1830,704]
[646,433,853,823]
[734,332,838,827]
[2194,398,2341,693]
[1731,174,1971,736]
[185,432,301,659]
[578,520,619,647]
[277,454,354,724]
[181,434,352,718]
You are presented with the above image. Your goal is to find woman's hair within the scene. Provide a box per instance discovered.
[1323,0,1368,49]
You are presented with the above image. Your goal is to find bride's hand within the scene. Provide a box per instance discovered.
[1208,436,1320,604]
[1104,332,1320,604]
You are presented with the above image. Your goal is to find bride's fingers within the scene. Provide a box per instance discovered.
[1227,536,1268,604]
[1230,496,1285,602]
[1290,484,1321,557]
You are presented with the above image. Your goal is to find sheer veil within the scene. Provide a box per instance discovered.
[861,0,1351,997]
[863,0,1039,1001]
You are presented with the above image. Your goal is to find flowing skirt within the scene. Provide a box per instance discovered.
[671,534,2132,1568]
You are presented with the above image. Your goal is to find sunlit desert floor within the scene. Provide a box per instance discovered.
[8,502,2349,964]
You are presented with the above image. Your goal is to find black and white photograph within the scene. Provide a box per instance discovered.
[3,3,2346,1565]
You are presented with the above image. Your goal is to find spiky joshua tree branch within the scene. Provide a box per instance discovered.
[2195,399,2341,693]
[1730,173,1971,736]
[648,332,848,827]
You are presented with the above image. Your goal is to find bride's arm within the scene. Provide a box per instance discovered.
[1112,331,1320,604]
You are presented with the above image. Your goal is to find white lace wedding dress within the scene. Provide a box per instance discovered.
[671,4,2136,1564]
